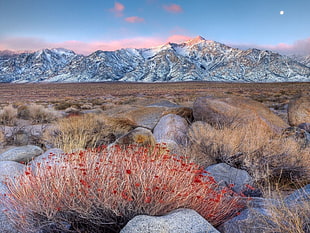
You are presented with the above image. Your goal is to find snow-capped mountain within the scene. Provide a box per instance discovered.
[290,55,310,68]
[0,36,309,83]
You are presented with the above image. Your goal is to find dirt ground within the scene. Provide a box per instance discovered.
[0,82,309,105]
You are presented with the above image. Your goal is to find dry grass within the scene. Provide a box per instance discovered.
[266,198,309,232]
[44,114,113,152]
[187,121,310,185]
[44,113,137,153]
[252,184,310,233]
[2,145,245,233]
[27,104,59,124]
[0,82,309,107]
[0,128,4,143]
[0,104,17,126]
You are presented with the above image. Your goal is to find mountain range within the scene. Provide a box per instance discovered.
[0,36,309,83]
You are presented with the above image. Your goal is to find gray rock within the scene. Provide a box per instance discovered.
[285,184,310,205]
[0,145,43,163]
[298,122,310,133]
[218,207,275,233]
[124,106,169,130]
[204,163,253,193]
[220,186,310,233]
[0,161,26,183]
[0,162,23,233]
[29,148,65,171]
[153,114,189,148]
[120,208,220,233]
[0,182,8,194]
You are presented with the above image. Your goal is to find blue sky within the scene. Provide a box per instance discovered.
[0,0,309,55]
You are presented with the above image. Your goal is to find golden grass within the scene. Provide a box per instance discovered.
[187,121,310,185]
[27,104,59,124]
[266,200,309,233]
[44,114,108,152]
[0,129,4,143]
[44,113,136,153]
[0,104,17,126]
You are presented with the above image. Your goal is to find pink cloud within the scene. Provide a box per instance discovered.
[230,38,310,56]
[163,4,183,13]
[0,35,195,55]
[166,34,192,43]
[125,16,145,23]
[109,2,125,17]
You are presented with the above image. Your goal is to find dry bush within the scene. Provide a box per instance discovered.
[0,105,18,126]
[28,104,59,124]
[2,145,245,233]
[18,104,60,123]
[17,105,31,119]
[54,101,81,111]
[44,114,115,152]
[188,121,310,185]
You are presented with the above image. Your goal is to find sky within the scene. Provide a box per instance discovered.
[0,0,310,55]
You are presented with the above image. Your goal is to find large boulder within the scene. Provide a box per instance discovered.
[193,96,288,134]
[113,127,156,147]
[0,145,43,163]
[120,208,220,233]
[204,163,254,194]
[120,106,169,130]
[0,162,25,233]
[121,100,190,130]
[153,114,189,149]
[288,96,310,126]
[29,148,65,172]
[0,161,26,183]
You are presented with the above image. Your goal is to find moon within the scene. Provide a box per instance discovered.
[280,10,284,15]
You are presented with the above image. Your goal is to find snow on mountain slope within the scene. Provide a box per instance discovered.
[0,36,309,83]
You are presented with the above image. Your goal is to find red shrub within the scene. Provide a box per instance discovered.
[2,144,246,232]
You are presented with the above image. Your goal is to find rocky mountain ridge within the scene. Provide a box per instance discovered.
[0,36,309,83]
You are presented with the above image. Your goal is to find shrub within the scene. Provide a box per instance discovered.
[44,114,136,153]
[187,121,310,185]
[17,105,31,120]
[28,104,59,124]
[2,145,245,233]
[0,105,18,125]
[17,104,59,123]
[54,101,81,110]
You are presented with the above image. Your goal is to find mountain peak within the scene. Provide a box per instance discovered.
[185,36,207,45]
